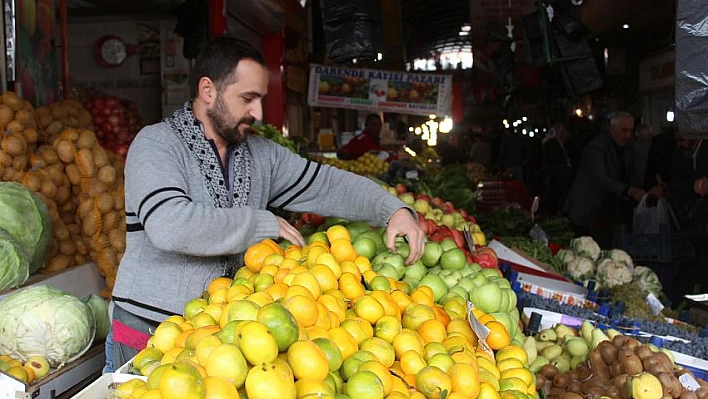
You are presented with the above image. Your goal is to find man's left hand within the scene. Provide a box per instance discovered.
[385,208,425,265]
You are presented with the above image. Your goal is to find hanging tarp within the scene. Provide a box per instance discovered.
[308,64,453,117]
[676,0,708,138]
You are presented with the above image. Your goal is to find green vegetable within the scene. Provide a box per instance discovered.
[570,236,601,261]
[0,285,96,367]
[0,182,52,274]
[83,294,110,341]
[251,123,298,153]
[0,228,30,290]
[633,266,663,297]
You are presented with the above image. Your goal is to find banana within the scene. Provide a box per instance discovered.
[523,335,538,365]
[629,372,663,399]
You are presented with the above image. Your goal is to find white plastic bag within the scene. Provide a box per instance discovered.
[633,193,668,234]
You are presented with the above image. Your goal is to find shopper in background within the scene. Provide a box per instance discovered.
[563,112,661,248]
[624,123,654,188]
[497,128,528,181]
[107,37,424,370]
[539,123,572,216]
[336,113,384,160]
[468,130,493,168]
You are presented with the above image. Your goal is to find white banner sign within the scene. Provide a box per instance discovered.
[308,64,452,116]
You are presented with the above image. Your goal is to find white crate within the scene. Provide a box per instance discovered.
[0,345,105,399]
[70,373,147,399]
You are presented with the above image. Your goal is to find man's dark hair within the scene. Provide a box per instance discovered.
[189,36,267,97]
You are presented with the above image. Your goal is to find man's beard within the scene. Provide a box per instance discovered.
[207,94,255,145]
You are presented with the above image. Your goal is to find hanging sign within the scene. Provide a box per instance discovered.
[308,64,452,116]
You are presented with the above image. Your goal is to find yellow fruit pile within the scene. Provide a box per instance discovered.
[0,354,51,384]
[127,227,538,399]
[313,152,389,176]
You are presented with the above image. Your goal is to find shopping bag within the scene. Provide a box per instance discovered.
[633,193,669,234]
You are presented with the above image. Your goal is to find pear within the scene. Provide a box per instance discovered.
[540,344,563,360]
[590,327,610,349]
[580,320,594,344]
[523,335,538,365]
[629,372,663,399]
[554,323,578,340]
[536,328,557,342]
[552,355,571,373]
[606,328,623,339]
[570,354,587,369]
[564,337,590,357]
[528,356,550,373]
[535,340,555,351]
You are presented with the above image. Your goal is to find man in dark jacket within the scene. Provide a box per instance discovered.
[563,112,655,248]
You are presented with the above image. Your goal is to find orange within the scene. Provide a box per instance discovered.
[353,256,373,273]
[314,302,334,329]
[306,325,331,340]
[370,291,401,318]
[478,314,495,325]
[311,264,339,292]
[281,294,319,327]
[399,350,427,376]
[415,366,452,399]
[284,284,315,300]
[451,350,478,366]
[244,242,279,272]
[446,319,477,345]
[354,295,386,324]
[390,290,413,313]
[263,282,288,300]
[273,267,292,284]
[417,319,447,345]
[291,271,323,299]
[339,272,366,299]
[392,329,425,358]
[207,277,233,296]
[362,269,379,284]
[341,261,362,280]
[306,245,329,266]
[260,264,279,277]
[330,238,357,263]
[262,238,284,254]
[284,245,303,260]
[287,340,330,381]
[318,294,347,322]
[484,321,510,350]
[409,287,434,306]
[326,225,351,242]
[159,360,207,399]
[359,361,394,395]
[316,252,343,279]
[328,326,359,359]
[244,291,273,307]
[226,285,253,302]
[431,306,450,327]
[203,376,239,399]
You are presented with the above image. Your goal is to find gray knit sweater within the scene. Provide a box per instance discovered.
[111,121,407,322]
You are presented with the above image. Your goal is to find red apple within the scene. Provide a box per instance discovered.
[394,183,407,195]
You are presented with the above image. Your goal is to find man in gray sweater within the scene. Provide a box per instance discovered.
[108,37,424,368]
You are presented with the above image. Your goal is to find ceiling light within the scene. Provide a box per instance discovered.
[461,25,471,32]
[575,108,583,117]
[666,110,675,122]
[522,117,528,121]
[622,24,630,29]
[459,31,469,36]
[377,52,383,61]
[529,132,535,138]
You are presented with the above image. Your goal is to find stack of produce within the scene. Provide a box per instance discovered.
[0,91,127,296]
[0,284,110,384]
[114,225,537,399]
[525,320,708,399]
[83,94,143,158]
[0,92,40,181]
[313,152,390,176]
[35,99,94,144]
[558,236,663,295]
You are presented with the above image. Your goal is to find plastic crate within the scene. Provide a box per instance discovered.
[619,224,695,263]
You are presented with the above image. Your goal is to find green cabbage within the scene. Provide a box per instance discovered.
[0,285,96,367]
[82,293,110,341]
[633,265,663,297]
[0,182,52,274]
[0,228,30,290]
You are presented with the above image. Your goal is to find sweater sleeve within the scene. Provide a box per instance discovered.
[124,126,280,257]
[253,138,407,226]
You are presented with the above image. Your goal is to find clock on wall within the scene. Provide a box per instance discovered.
[93,35,135,68]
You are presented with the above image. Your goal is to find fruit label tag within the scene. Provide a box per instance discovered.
[466,301,494,356]
[645,293,664,315]
[405,170,419,180]
[679,373,701,391]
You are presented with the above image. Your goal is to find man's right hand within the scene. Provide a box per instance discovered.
[277,216,305,247]
[627,186,646,203]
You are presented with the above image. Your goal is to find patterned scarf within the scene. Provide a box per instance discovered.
[166,101,252,275]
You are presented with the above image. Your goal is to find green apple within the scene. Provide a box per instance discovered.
[421,241,443,267]
[418,274,448,302]
[403,260,428,281]
[398,193,415,206]
[440,248,466,270]
[346,220,372,240]
[440,214,456,228]
[456,277,476,294]
[439,269,462,289]
[413,199,431,214]
[439,238,458,252]
[448,285,469,300]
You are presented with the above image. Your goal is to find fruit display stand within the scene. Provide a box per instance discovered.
[0,263,107,399]
[69,373,146,399]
